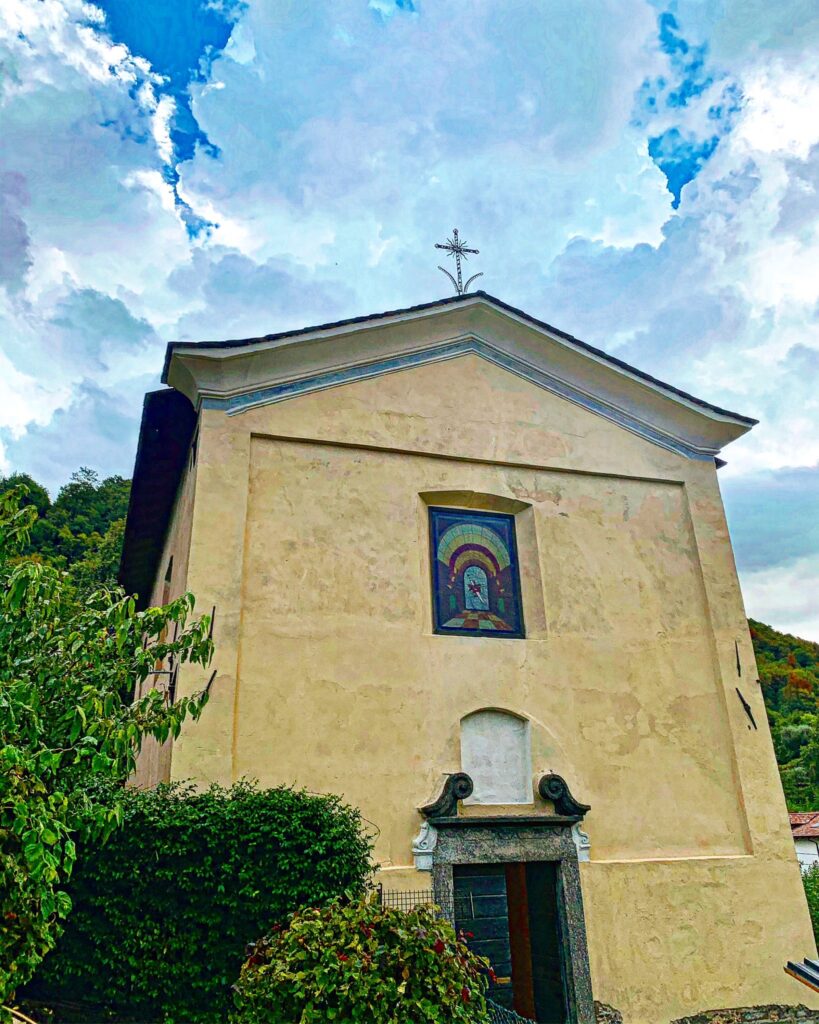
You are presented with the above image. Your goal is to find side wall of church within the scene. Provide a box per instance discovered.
[130,438,199,789]
[166,354,816,1023]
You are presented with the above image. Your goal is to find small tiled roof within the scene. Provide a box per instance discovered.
[790,812,819,838]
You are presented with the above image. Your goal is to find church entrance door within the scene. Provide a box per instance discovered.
[453,861,568,1023]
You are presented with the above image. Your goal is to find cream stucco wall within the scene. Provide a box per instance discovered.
[144,354,815,1022]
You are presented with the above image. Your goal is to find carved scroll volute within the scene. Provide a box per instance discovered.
[419,772,474,819]
[537,773,591,819]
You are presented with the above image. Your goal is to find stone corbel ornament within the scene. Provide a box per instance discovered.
[538,773,592,862]
[537,773,591,819]
[419,772,474,819]
[572,822,591,862]
[411,821,438,871]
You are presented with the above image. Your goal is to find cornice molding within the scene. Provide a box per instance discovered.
[199,334,719,460]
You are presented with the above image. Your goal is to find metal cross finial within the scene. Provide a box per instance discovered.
[435,228,483,296]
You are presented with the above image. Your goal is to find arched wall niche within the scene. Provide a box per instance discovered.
[460,708,532,805]
[419,489,529,515]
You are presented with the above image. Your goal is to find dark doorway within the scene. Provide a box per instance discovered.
[453,864,514,1010]
[453,862,568,1024]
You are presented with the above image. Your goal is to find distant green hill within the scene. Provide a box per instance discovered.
[751,618,819,811]
[0,467,129,590]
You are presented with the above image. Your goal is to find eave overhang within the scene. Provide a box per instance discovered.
[118,388,196,606]
[163,291,756,462]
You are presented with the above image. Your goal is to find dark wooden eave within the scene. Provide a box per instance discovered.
[785,958,819,994]
[118,389,196,609]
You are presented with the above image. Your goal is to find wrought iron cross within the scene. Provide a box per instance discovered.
[435,228,483,295]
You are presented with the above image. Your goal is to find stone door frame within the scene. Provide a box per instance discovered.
[430,817,595,1024]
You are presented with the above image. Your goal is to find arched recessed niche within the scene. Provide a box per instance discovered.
[419,490,529,515]
[460,709,532,805]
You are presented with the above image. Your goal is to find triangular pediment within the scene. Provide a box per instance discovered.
[165,292,755,460]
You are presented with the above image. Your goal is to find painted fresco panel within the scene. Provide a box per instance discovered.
[429,507,525,638]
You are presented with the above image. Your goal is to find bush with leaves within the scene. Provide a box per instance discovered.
[28,781,374,1024]
[803,864,819,945]
[0,487,214,1004]
[232,896,491,1024]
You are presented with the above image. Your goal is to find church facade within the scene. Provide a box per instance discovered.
[121,292,817,1023]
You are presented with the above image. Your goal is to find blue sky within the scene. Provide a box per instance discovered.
[1,0,819,638]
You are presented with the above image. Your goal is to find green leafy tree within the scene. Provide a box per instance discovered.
[775,723,813,764]
[47,469,129,545]
[0,474,54,565]
[0,468,130,573]
[801,717,819,799]
[0,487,214,1005]
[751,619,819,811]
[781,764,811,809]
[0,475,50,519]
[232,897,492,1024]
[68,518,125,591]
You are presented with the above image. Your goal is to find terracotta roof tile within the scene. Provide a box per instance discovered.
[790,812,819,838]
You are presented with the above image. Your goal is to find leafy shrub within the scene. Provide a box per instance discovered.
[28,781,374,1023]
[803,864,819,944]
[231,895,491,1024]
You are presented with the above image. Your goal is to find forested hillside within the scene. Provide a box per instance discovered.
[0,468,129,590]
[751,618,819,811]
[2,466,818,810]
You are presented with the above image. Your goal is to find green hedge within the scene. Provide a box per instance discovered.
[26,780,374,1023]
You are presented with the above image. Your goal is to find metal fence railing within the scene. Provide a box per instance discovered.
[375,884,480,925]
[487,998,538,1024]
[376,887,436,913]
[376,888,541,1024]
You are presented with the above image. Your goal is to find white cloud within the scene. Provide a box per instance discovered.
[0,347,70,440]
[741,554,819,642]
[738,66,819,159]
[0,0,191,309]
[180,0,667,286]
[525,34,819,491]
[0,0,193,489]
[151,94,177,165]
[2,0,819,635]
[1,377,155,490]
[703,0,819,62]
